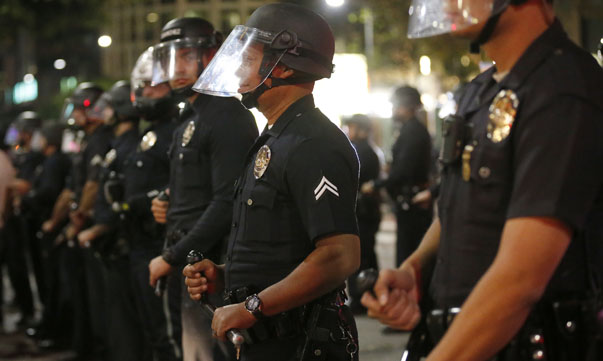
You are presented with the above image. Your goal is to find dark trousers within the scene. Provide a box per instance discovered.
[1,217,34,318]
[347,218,380,311]
[395,205,432,266]
[130,248,182,361]
[105,254,144,361]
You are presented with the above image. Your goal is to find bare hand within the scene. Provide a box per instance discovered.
[42,219,56,233]
[360,181,374,194]
[69,210,86,228]
[77,228,97,248]
[361,267,421,330]
[64,223,80,241]
[212,303,256,341]
[183,259,224,301]
[411,190,432,209]
[151,197,169,224]
[149,256,173,287]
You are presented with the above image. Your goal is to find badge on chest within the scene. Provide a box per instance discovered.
[254,145,271,179]
[487,89,519,143]
[181,120,195,147]
[140,131,157,151]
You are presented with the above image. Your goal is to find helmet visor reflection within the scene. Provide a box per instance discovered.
[407,0,493,39]
[192,25,286,97]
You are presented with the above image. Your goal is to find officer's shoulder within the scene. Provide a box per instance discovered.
[531,39,603,104]
[207,96,253,118]
[289,108,355,155]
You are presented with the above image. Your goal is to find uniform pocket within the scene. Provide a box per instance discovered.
[243,183,277,241]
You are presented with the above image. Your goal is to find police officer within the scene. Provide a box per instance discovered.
[4,111,44,327]
[342,114,383,315]
[362,86,433,266]
[42,82,111,357]
[362,1,603,360]
[124,47,182,361]
[184,4,360,360]
[78,80,143,361]
[147,17,257,361]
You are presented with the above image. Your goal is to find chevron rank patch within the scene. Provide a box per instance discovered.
[314,176,339,200]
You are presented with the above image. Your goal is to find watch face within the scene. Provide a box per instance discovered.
[246,295,260,311]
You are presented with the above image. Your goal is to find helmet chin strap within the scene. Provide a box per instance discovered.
[469,0,529,53]
[240,75,317,109]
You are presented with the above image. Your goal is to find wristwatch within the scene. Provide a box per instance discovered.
[244,294,265,319]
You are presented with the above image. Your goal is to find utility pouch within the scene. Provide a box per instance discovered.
[440,114,469,165]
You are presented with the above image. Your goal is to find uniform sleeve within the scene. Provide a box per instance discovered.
[85,139,110,183]
[507,94,603,230]
[285,138,359,241]
[169,107,258,263]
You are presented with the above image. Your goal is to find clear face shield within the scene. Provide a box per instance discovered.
[192,25,287,97]
[3,124,19,147]
[407,0,494,39]
[151,38,207,91]
[86,94,115,125]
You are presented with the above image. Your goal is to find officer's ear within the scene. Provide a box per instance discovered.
[271,65,295,79]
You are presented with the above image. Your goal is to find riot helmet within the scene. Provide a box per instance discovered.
[407,0,529,52]
[61,82,103,128]
[4,111,42,148]
[132,47,176,121]
[87,80,138,126]
[193,3,335,108]
[152,17,220,101]
[39,122,65,150]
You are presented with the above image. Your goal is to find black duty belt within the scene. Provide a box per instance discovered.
[224,287,347,344]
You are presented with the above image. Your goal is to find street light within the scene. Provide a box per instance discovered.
[54,59,66,70]
[326,0,345,7]
[98,35,112,47]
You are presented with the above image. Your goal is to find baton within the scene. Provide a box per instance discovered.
[154,190,169,297]
[187,250,245,359]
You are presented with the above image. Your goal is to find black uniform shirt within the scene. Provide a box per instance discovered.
[376,117,431,197]
[166,94,257,264]
[94,128,139,226]
[353,138,381,222]
[225,95,360,292]
[70,125,113,197]
[123,119,178,250]
[12,150,45,183]
[432,20,603,308]
[23,151,71,217]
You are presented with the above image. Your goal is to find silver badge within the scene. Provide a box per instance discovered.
[253,145,271,179]
[140,131,157,151]
[104,149,117,167]
[90,154,103,167]
[181,120,195,147]
[488,89,519,143]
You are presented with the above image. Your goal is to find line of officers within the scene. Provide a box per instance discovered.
[2,1,603,361]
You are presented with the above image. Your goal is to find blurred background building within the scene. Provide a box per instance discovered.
[1,0,602,150]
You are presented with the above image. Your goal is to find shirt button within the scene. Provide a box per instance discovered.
[247,199,253,206]
[478,166,491,179]
[232,222,237,228]
[179,153,183,160]
[136,160,143,168]
[226,255,232,261]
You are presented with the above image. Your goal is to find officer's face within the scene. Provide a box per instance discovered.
[72,107,87,127]
[142,82,171,99]
[237,42,264,94]
[170,47,199,90]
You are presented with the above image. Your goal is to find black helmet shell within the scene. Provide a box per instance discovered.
[15,111,42,133]
[106,80,138,120]
[245,3,335,79]
[160,17,217,47]
[71,82,103,109]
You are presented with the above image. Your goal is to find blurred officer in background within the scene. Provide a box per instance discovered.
[342,114,384,315]
[41,82,111,357]
[3,111,44,328]
[362,86,433,266]
[362,1,603,360]
[148,17,257,361]
[184,3,360,360]
[123,47,182,361]
[78,80,143,360]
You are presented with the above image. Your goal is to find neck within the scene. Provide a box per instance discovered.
[85,121,100,135]
[188,92,199,104]
[114,122,134,137]
[258,85,312,125]
[483,2,554,73]
[44,146,57,157]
